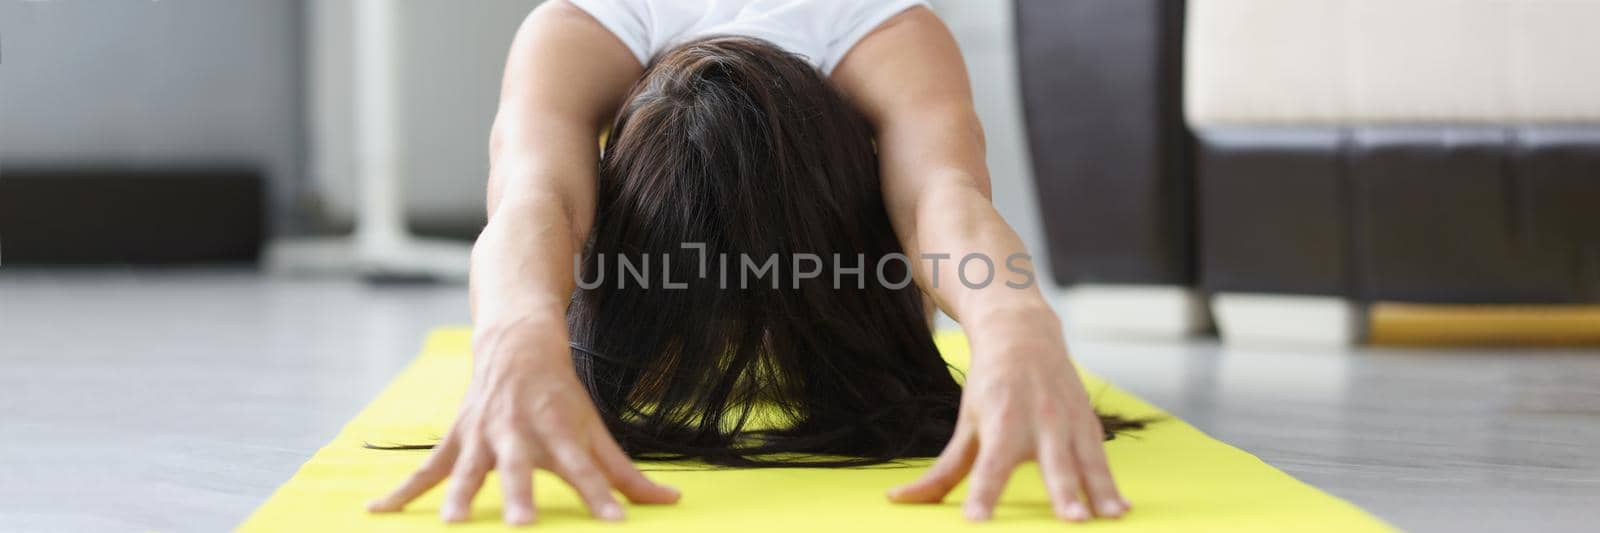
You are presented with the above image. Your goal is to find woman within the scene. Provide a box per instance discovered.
[366,0,1134,525]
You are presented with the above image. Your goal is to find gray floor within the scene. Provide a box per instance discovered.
[1,271,1597,532]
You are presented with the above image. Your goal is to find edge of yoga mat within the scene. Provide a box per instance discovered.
[240,328,1394,532]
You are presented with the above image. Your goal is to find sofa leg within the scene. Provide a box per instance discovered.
[1058,284,1211,339]
[1211,293,1366,347]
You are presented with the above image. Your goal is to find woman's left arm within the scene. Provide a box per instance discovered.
[832,6,1128,523]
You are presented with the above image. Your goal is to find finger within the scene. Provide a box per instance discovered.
[367,435,461,513]
[551,445,625,521]
[1038,436,1090,522]
[962,445,1023,522]
[887,423,977,503]
[496,444,536,525]
[1074,427,1128,518]
[592,429,680,504]
[440,443,492,523]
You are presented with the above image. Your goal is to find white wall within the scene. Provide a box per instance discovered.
[0,0,305,229]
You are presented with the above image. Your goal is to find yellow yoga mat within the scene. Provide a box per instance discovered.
[241,328,1392,531]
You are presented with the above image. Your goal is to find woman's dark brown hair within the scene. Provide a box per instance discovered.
[563,36,1141,467]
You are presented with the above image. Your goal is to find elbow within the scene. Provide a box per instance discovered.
[488,127,507,162]
[485,123,512,204]
[913,178,994,232]
[926,169,992,206]
[953,109,991,198]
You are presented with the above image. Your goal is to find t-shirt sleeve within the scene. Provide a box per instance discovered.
[820,0,929,74]
[567,0,654,67]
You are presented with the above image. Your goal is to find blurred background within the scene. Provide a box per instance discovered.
[1,1,1598,532]
[5,0,1597,346]
[0,0,1047,276]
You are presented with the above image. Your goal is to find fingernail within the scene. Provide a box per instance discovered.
[663,484,682,498]
[365,499,385,513]
[1063,501,1090,522]
[440,504,466,523]
[598,503,625,521]
[1098,499,1125,517]
[1121,497,1134,511]
[505,507,534,525]
[963,503,992,521]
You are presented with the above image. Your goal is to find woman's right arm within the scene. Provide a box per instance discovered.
[366,1,678,525]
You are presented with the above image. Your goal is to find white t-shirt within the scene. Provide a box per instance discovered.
[568,0,928,74]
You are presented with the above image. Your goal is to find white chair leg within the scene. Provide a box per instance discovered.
[351,0,468,282]
[269,0,470,282]
[1211,293,1365,347]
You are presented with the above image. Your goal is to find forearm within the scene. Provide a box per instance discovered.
[868,103,1053,333]
[834,10,1120,518]
[466,0,638,359]
[903,174,1054,331]
[469,192,580,350]
[470,128,600,363]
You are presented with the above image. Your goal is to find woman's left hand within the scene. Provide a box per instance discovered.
[886,307,1127,522]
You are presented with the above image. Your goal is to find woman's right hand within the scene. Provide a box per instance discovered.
[366,320,681,525]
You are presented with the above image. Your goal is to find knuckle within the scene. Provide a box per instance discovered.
[551,448,594,471]
[484,414,523,437]
[1083,414,1107,434]
[1084,462,1114,482]
[977,418,1016,440]
[1047,465,1080,486]
[1049,482,1078,500]
[533,420,578,442]
[985,432,1029,455]
[1049,448,1078,469]
[566,460,601,478]
[460,419,489,440]
[496,450,529,469]
[1088,470,1113,489]
[974,453,1012,474]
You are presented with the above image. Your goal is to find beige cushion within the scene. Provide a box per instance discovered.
[1185,0,1600,126]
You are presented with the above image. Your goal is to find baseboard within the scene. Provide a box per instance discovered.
[1058,284,1211,339]
[0,167,263,265]
[1211,293,1365,347]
